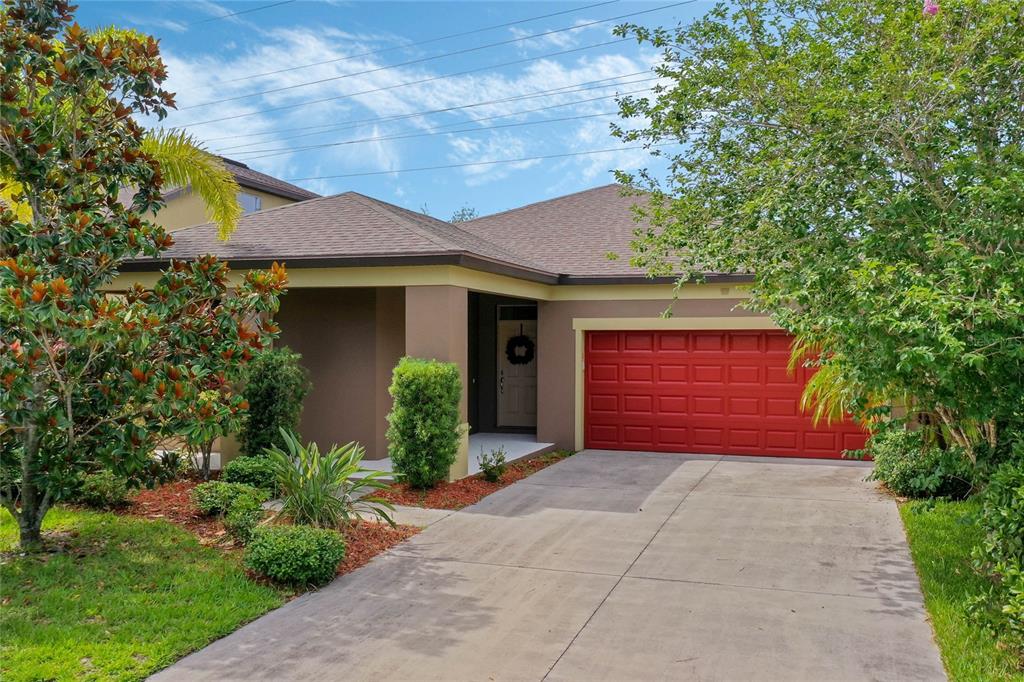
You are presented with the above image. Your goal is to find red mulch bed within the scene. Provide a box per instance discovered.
[122,479,227,544]
[378,450,572,510]
[337,521,419,576]
[122,479,419,578]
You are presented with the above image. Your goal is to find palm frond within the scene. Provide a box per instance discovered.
[141,129,242,240]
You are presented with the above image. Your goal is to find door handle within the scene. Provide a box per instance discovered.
[499,369,504,395]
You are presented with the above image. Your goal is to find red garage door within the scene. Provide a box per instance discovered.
[584,330,867,459]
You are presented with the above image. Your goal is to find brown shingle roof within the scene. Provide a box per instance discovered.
[223,158,318,201]
[134,191,554,280]
[463,184,649,278]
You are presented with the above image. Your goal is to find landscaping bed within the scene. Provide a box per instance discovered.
[124,478,419,577]
[900,500,1024,681]
[379,450,573,509]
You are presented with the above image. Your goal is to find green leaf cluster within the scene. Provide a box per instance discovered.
[386,357,463,488]
[222,455,277,493]
[191,481,266,517]
[243,525,346,587]
[238,347,311,458]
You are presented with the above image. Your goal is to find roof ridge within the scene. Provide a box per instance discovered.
[345,193,459,253]
[468,183,624,222]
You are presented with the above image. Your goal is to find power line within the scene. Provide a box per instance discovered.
[284,143,671,181]
[206,70,655,146]
[219,0,619,84]
[233,110,626,162]
[182,35,634,127]
[190,0,296,25]
[215,76,658,153]
[182,1,695,110]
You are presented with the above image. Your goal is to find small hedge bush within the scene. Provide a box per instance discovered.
[222,456,277,493]
[78,470,132,509]
[971,459,1024,659]
[386,357,462,489]
[224,494,265,545]
[239,347,311,457]
[866,428,973,499]
[192,481,267,517]
[244,525,346,586]
[478,446,507,483]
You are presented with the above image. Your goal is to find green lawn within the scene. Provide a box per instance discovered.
[900,500,1024,681]
[1,507,289,681]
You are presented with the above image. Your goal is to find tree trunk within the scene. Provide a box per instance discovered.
[18,509,44,550]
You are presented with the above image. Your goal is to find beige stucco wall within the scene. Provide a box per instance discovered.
[536,297,765,450]
[275,287,405,459]
[154,188,294,231]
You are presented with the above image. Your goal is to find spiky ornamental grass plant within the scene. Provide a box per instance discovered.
[0,0,288,549]
[267,429,395,529]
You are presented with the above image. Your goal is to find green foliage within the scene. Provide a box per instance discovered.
[224,494,265,545]
[971,458,1024,661]
[149,450,187,486]
[267,430,394,528]
[900,500,1024,680]
[192,481,266,517]
[866,429,973,499]
[222,456,277,493]
[478,446,507,483]
[0,507,286,681]
[239,347,311,458]
[243,525,346,587]
[614,0,1024,462]
[386,357,463,489]
[0,1,288,548]
[140,129,242,240]
[77,471,132,510]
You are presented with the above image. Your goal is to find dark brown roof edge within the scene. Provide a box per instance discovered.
[234,174,318,201]
[120,252,561,285]
[556,273,755,285]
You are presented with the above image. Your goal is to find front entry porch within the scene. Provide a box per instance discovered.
[358,432,555,480]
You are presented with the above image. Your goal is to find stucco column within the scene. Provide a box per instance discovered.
[404,285,469,481]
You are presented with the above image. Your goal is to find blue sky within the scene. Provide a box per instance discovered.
[73,1,706,218]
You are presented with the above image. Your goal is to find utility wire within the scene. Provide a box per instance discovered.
[182,36,633,126]
[182,0,694,110]
[190,0,296,25]
[215,77,658,153]
[234,110,626,161]
[284,143,671,181]
[219,0,619,83]
[206,70,655,145]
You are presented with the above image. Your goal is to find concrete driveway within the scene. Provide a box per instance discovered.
[154,451,946,682]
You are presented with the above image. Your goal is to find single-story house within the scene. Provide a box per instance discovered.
[118,184,866,478]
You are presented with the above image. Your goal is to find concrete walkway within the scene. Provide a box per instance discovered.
[153,451,946,682]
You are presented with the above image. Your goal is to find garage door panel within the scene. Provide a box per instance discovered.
[584,330,866,459]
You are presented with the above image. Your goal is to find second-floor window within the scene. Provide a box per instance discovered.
[238,192,262,213]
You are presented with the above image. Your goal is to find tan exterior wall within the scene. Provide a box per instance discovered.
[536,298,768,450]
[154,189,294,231]
[276,287,404,459]
[404,285,471,479]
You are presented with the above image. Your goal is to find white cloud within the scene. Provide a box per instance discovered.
[143,25,665,191]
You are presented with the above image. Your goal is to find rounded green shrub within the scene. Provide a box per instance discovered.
[239,347,311,457]
[243,525,346,586]
[867,428,973,499]
[222,456,277,493]
[78,470,132,509]
[224,494,265,545]
[192,481,266,517]
[386,357,462,489]
[971,459,1024,658]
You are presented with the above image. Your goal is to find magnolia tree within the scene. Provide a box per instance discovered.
[0,0,287,548]
[614,0,1024,460]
